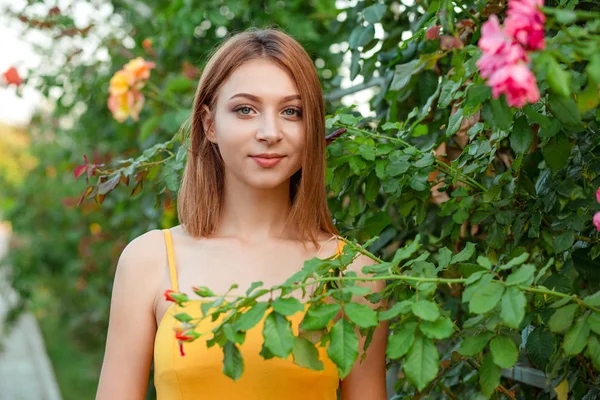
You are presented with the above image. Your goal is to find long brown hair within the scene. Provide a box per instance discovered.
[177,27,338,249]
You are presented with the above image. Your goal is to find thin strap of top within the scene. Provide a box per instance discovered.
[162,229,179,292]
[162,228,345,293]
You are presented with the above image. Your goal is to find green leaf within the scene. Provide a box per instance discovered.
[546,57,571,97]
[477,256,492,270]
[510,117,533,154]
[438,247,453,269]
[344,302,379,328]
[263,312,295,358]
[488,98,512,130]
[245,281,264,296]
[589,312,600,335]
[391,234,421,265]
[465,85,491,107]
[235,302,269,331]
[419,317,455,339]
[387,321,417,359]
[547,94,582,131]
[500,287,526,329]
[549,304,578,333]
[490,335,518,368]
[447,108,463,137]
[174,312,193,323]
[412,300,440,321]
[582,291,600,307]
[358,143,376,161]
[588,54,600,83]
[499,252,530,270]
[552,230,575,253]
[458,332,494,356]
[272,297,305,316]
[526,327,556,368]
[300,303,341,330]
[222,341,244,380]
[292,337,324,371]
[470,282,505,314]
[451,242,476,264]
[379,300,412,321]
[327,318,359,379]
[385,158,410,176]
[587,335,600,370]
[505,264,536,286]
[480,352,501,399]
[543,133,572,174]
[404,333,439,391]
[563,316,590,355]
[362,3,386,23]
[390,59,425,91]
[409,173,429,191]
[348,24,375,49]
[438,80,460,108]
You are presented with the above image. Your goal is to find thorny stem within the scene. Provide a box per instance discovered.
[180,266,600,324]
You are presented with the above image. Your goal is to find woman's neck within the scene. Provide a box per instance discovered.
[214,175,295,243]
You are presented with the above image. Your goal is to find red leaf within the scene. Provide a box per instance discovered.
[74,164,87,180]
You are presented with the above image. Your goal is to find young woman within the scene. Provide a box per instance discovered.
[96,27,388,400]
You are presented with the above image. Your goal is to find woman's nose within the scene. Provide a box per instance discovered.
[256,112,283,144]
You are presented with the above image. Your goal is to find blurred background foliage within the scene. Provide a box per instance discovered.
[1,0,600,399]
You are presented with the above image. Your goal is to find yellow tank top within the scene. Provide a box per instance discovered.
[154,229,342,399]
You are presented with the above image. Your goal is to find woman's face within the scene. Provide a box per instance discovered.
[202,58,305,190]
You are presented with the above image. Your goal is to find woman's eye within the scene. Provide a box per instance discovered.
[234,106,254,115]
[283,108,302,117]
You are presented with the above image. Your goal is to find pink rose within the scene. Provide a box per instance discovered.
[505,0,545,50]
[477,40,528,79]
[507,0,544,18]
[594,212,600,231]
[596,188,600,203]
[505,7,545,50]
[487,63,540,108]
[478,15,506,54]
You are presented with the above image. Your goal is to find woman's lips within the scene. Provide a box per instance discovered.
[250,156,285,168]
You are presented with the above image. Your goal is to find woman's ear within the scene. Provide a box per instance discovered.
[200,104,216,143]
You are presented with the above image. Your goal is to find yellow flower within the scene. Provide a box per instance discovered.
[123,57,156,83]
[108,70,134,96]
[107,90,145,122]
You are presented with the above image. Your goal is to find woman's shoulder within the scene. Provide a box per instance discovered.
[114,228,168,281]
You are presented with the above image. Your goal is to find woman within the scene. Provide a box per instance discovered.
[96,27,388,400]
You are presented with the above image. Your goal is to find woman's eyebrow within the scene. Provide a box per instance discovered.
[228,93,301,102]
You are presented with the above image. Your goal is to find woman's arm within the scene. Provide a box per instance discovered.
[341,254,389,400]
[95,230,165,400]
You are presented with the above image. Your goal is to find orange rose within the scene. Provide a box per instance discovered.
[108,70,135,95]
[107,90,144,122]
[123,57,156,83]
